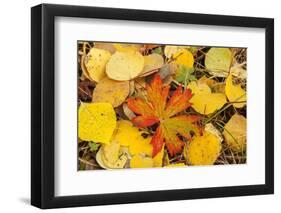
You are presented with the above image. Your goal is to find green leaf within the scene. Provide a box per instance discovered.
[205,48,232,77]
[89,142,100,152]
[152,47,163,55]
[175,65,195,85]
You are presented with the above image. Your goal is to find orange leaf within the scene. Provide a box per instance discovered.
[127,74,200,157]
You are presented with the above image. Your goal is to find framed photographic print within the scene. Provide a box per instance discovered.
[31,3,274,209]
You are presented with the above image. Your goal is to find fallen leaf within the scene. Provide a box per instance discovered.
[197,76,216,88]
[112,120,153,156]
[130,154,153,168]
[92,77,130,107]
[84,47,112,82]
[78,102,116,144]
[172,49,194,68]
[230,66,247,80]
[106,51,144,81]
[164,45,185,58]
[223,114,247,152]
[129,134,153,156]
[122,103,136,120]
[205,48,232,77]
[96,140,128,169]
[225,75,246,108]
[174,65,196,84]
[89,142,100,152]
[205,123,223,142]
[113,43,141,52]
[113,120,138,146]
[158,63,177,80]
[129,80,135,96]
[188,132,222,165]
[127,75,200,157]
[139,53,164,77]
[151,47,163,55]
[152,147,164,167]
[188,81,227,115]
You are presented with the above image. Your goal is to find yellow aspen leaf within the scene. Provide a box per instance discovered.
[165,163,186,167]
[197,76,216,88]
[188,81,211,95]
[197,76,225,93]
[188,81,227,115]
[139,53,164,77]
[172,49,194,68]
[112,120,140,147]
[78,102,116,144]
[205,48,232,77]
[106,51,144,81]
[223,114,247,152]
[112,120,152,156]
[205,123,223,142]
[96,140,128,169]
[164,45,185,58]
[103,140,120,162]
[225,75,246,108]
[84,47,111,82]
[230,66,247,80]
[92,77,130,107]
[130,154,153,168]
[152,146,164,167]
[113,43,141,52]
[129,134,153,156]
[191,93,226,115]
[188,132,221,165]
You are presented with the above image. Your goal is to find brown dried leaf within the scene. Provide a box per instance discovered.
[92,77,130,107]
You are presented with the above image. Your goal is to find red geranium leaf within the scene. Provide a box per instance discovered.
[127,74,200,156]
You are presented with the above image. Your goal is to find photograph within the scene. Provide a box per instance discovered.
[29,3,274,209]
[77,42,247,170]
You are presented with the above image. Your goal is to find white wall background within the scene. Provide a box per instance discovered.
[0,0,279,212]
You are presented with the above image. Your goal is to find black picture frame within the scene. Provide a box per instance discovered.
[31,3,274,209]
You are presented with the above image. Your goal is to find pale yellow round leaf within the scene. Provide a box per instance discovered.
[106,51,144,81]
[223,114,247,152]
[205,48,232,77]
[84,48,112,82]
[96,143,128,169]
[205,123,223,142]
[140,53,164,76]
[164,45,185,58]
